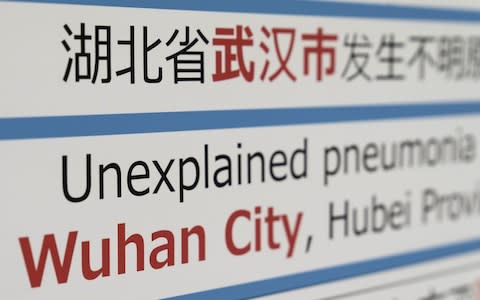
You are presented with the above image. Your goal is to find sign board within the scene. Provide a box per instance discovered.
[2,0,480,299]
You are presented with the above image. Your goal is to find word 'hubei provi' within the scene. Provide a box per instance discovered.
[62,139,308,203]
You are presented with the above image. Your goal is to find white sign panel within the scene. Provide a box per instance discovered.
[1,1,480,299]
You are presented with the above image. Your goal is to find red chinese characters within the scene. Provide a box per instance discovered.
[211,25,338,82]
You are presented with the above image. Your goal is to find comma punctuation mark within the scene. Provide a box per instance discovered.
[305,235,313,253]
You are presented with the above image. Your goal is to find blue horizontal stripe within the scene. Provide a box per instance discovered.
[1,101,480,140]
[6,0,480,23]
[166,237,480,299]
